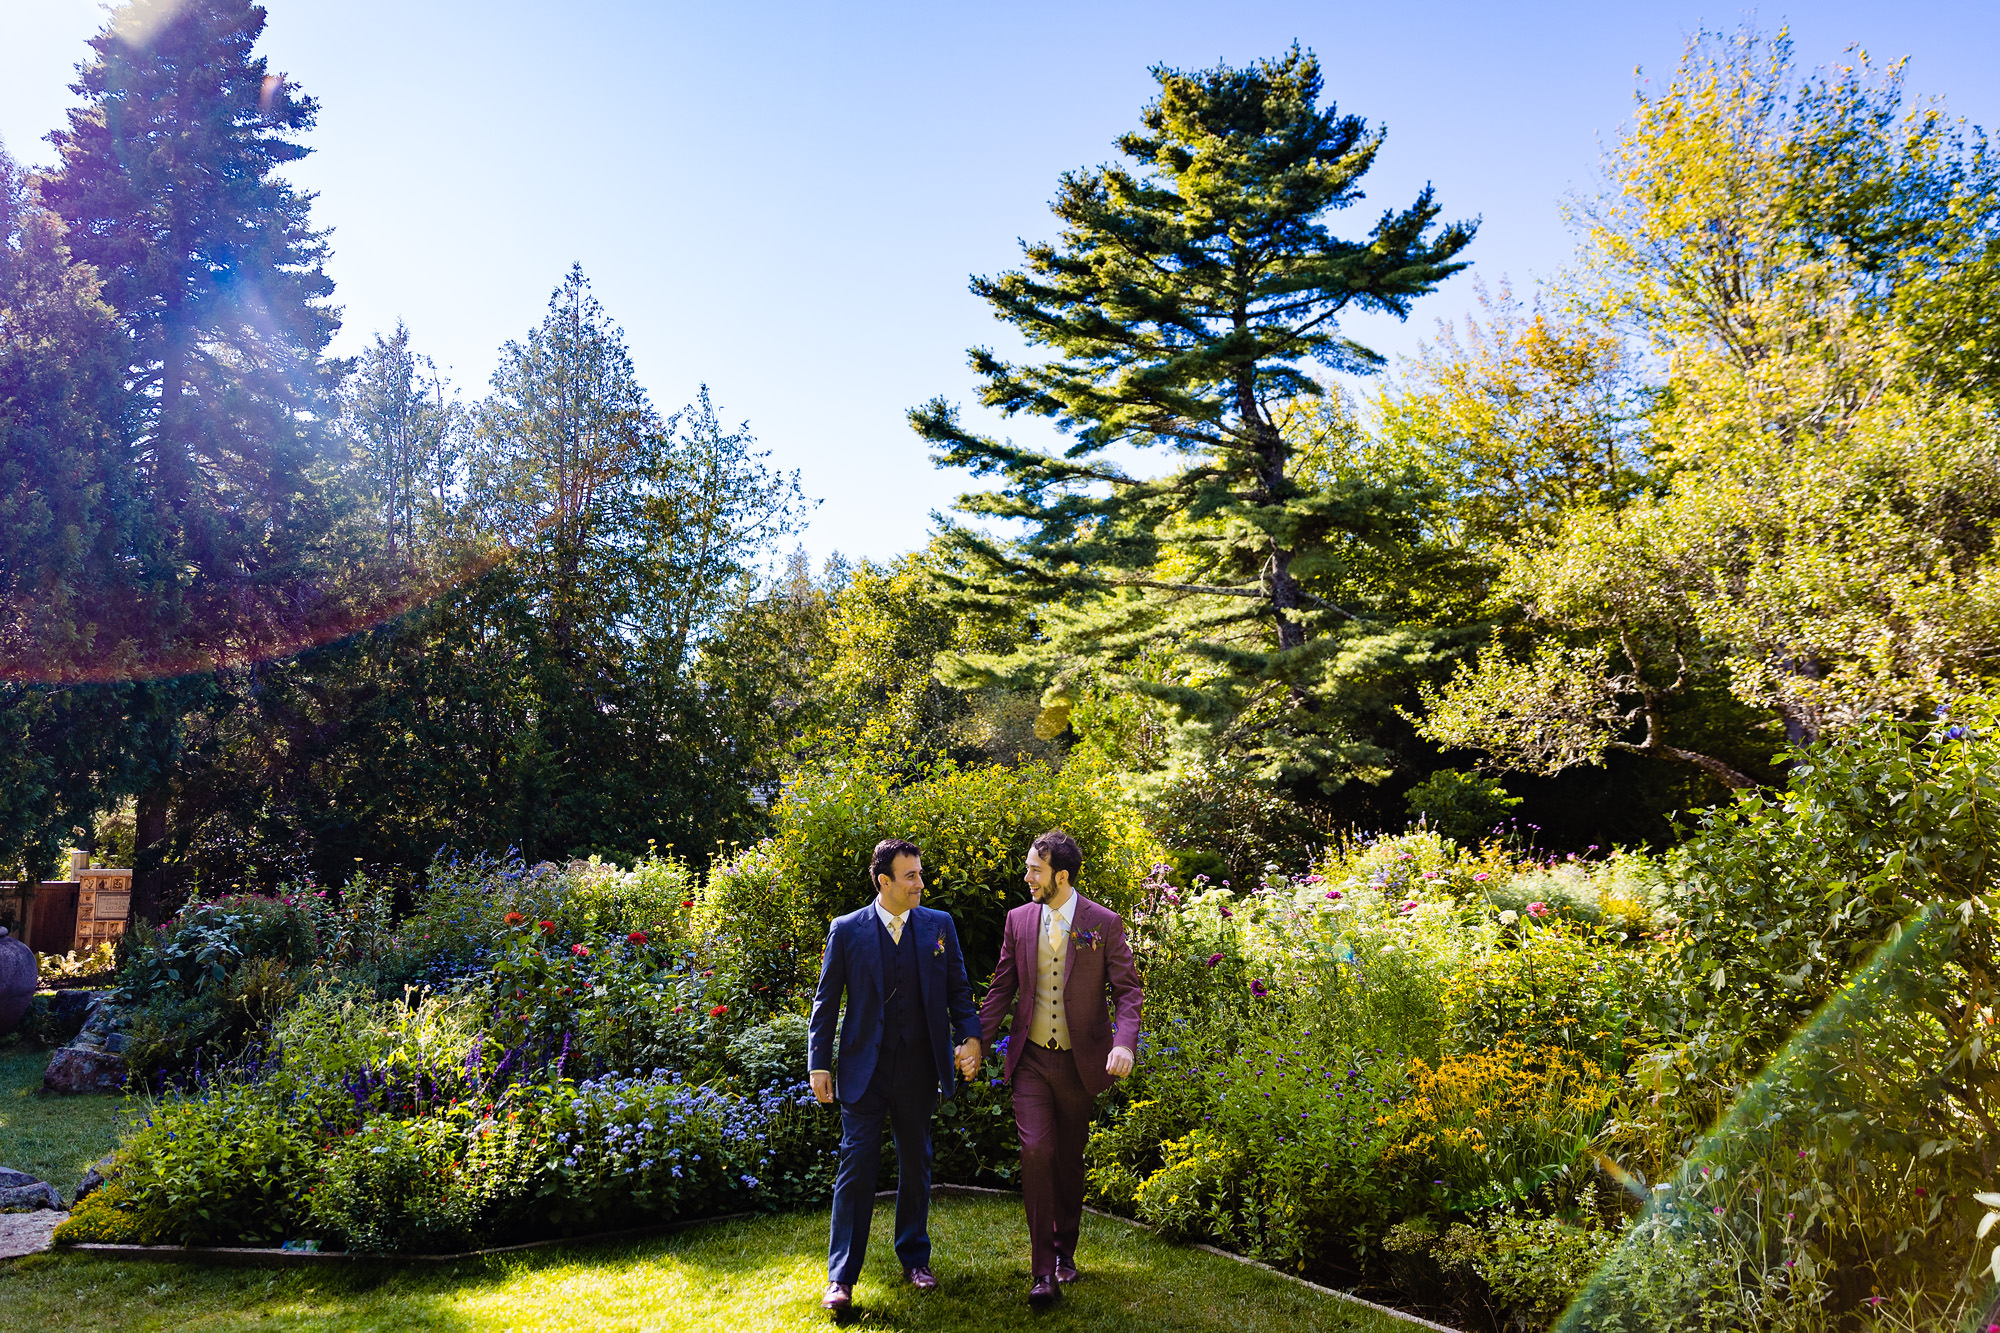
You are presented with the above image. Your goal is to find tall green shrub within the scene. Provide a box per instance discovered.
[699,756,1159,987]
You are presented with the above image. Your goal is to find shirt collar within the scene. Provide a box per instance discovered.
[874,900,910,933]
[1042,891,1079,932]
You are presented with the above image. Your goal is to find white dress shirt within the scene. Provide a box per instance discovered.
[874,900,911,942]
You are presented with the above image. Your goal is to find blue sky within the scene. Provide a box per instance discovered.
[3,0,1996,566]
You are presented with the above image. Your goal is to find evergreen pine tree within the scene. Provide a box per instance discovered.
[911,48,1475,791]
[39,0,346,918]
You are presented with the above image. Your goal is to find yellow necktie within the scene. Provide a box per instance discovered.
[888,913,904,945]
[1047,910,1062,953]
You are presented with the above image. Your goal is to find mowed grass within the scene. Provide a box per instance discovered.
[0,1043,133,1197]
[0,1195,1425,1332]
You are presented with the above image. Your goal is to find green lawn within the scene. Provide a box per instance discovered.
[0,1195,1426,1332]
[0,1043,132,1198]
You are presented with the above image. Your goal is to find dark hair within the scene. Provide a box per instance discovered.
[870,838,921,886]
[1031,828,1082,887]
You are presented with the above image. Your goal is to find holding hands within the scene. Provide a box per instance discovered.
[955,1038,982,1081]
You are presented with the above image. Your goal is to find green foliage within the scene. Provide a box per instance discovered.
[1669,700,2000,1113]
[699,755,1159,986]
[1442,920,1665,1072]
[1140,761,1333,888]
[1414,31,2000,794]
[930,1041,1024,1188]
[309,1114,541,1254]
[104,1081,317,1246]
[480,921,718,1081]
[115,893,321,1082]
[1129,1042,1417,1271]
[1403,769,1521,845]
[1455,1212,1622,1326]
[726,1014,808,1094]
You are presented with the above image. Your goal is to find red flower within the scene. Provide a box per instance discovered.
[627,930,649,945]
[680,899,694,908]
[709,1004,729,1018]
[571,944,590,958]
[504,912,526,926]
[539,920,556,933]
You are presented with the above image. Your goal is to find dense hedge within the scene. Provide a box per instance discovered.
[698,756,1159,989]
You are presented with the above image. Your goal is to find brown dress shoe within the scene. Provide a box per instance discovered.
[821,1282,853,1311]
[1054,1257,1080,1284]
[1028,1274,1061,1306]
[904,1265,938,1291]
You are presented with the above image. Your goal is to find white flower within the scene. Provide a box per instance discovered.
[1498,910,1519,925]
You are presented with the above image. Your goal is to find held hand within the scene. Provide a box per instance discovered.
[809,1070,834,1104]
[1105,1045,1134,1080]
[955,1039,982,1081]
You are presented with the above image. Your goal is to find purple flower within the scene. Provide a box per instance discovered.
[1250,979,1268,997]
[1324,889,1342,901]
[1206,952,1225,967]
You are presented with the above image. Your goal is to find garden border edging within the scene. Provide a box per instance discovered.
[62,1183,1460,1331]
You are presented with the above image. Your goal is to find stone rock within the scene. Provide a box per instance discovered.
[0,1210,65,1260]
[0,1168,41,1190]
[73,1156,114,1205]
[50,988,110,1029]
[0,1180,62,1210]
[42,1043,126,1094]
[0,930,35,1034]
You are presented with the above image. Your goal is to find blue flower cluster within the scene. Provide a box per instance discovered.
[538,1069,822,1227]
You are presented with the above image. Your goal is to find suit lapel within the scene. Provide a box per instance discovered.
[851,907,881,1001]
[1061,895,1090,988]
[1016,903,1036,998]
[913,908,934,1005]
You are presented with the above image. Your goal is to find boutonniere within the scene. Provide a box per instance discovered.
[1075,929,1103,950]
[932,935,947,957]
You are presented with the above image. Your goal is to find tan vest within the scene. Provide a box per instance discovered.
[1027,907,1072,1049]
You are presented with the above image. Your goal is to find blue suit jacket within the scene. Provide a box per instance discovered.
[808,904,980,1104]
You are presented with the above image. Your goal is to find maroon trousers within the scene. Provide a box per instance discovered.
[1014,1040,1095,1277]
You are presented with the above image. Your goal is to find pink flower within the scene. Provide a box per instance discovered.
[1399,900,1418,914]
[1324,889,1343,901]
[1526,901,1548,918]
[571,943,590,957]
[1206,952,1224,967]
[1218,906,1233,919]
[1473,873,1489,882]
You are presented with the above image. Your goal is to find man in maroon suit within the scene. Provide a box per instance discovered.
[969,828,1143,1306]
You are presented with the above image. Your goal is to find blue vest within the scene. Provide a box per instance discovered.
[877,913,929,1058]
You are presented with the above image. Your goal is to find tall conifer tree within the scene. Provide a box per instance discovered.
[39,0,344,918]
[912,48,1475,790]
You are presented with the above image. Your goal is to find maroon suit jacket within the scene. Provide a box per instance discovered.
[978,893,1143,1097]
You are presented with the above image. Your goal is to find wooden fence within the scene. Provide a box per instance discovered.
[0,852,131,956]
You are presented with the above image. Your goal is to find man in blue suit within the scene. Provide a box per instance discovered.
[809,838,982,1312]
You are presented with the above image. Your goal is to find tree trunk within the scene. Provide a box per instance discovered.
[129,782,170,928]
